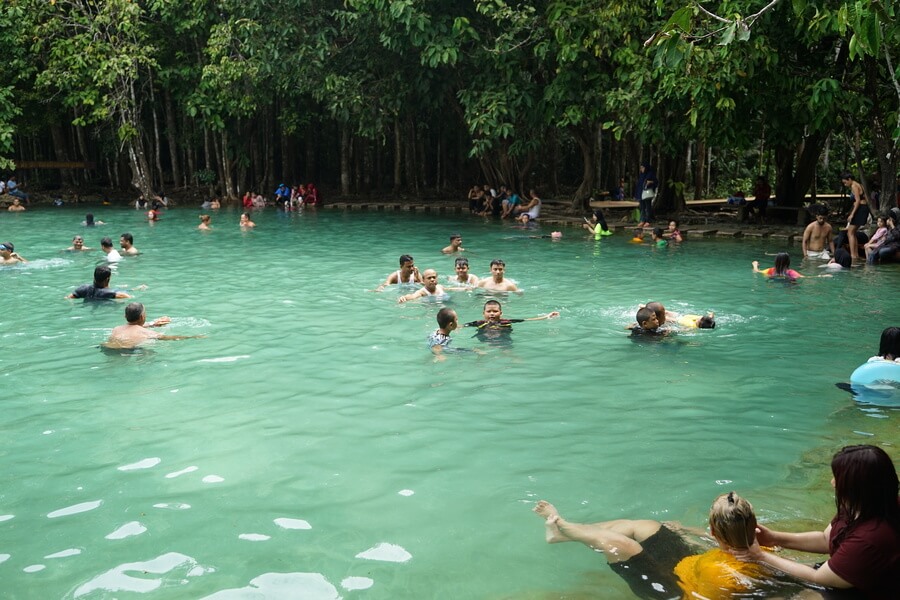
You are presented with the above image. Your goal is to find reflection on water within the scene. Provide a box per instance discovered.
[1,208,897,598]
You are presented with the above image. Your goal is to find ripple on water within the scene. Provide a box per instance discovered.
[45,548,82,559]
[341,576,374,591]
[23,564,45,573]
[238,533,270,542]
[165,465,198,478]
[202,572,339,599]
[117,457,161,471]
[74,552,214,597]
[273,517,311,530]
[355,543,412,563]
[47,500,102,519]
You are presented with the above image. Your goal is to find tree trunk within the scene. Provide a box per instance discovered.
[570,126,595,212]
[164,88,182,189]
[340,124,350,195]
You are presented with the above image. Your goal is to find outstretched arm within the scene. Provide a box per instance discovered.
[146,316,171,328]
[734,539,851,589]
[752,260,763,273]
[524,311,560,321]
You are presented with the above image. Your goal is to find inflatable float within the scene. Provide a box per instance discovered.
[849,360,900,406]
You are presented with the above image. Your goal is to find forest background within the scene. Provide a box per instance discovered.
[0,0,898,213]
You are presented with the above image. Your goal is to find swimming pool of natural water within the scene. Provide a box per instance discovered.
[1,206,898,599]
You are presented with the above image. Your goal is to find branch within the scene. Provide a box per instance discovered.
[883,40,900,150]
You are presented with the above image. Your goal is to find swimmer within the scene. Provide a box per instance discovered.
[630,227,645,243]
[104,302,202,349]
[66,265,131,300]
[376,254,423,291]
[752,253,802,279]
[630,305,665,336]
[239,212,255,228]
[0,242,27,265]
[532,493,795,600]
[427,308,482,359]
[476,259,519,292]
[147,206,161,221]
[677,313,716,329]
[398,269,448,303]
[441,234,465,254]
[119,233,139,255]
[802,206,834,259]
[198,214,212,230]
[449,257,479,286]
[463,299,559,332]
[583,210,613,239]
[7,197,25,212]
[664,220,683,243]
[83,213,105,226]
[100,237,122,263]
[210,198,221,210]
[626,301,675,330]
[868,326,900,363]
[651,227,668,247]
[819,248,852,270]
[65,235,92,252]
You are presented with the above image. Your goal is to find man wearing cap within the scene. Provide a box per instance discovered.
[0,242,27,264]
[66,265,131,300]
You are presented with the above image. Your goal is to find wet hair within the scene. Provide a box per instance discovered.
[124,302,145,323]
[773,252,791,275]
[593,210,609,231]
[0,241,14,251]
[449,233,461,241]
[72,235,83,242]
[483,300,502,310]
[436,307,457,329]
[200,214,211,223]
[93,265,112,285]
[709,492,757,550]
[833,248,852,269]
[840,171,853,181]
[399,254,413,266]
[84,213,95,226]
[454,257,469,267]
[645,302,666,323]
[100,236,114,248]
[877,326,900,360]
[490,259,505,267]
[830,445,900,548]
[652,227,664,239]
[635,306,656,328]
[120,232,133,244]
[698,315,716,329]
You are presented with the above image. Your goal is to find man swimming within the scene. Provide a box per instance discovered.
[398,269,448,303]
[104,302,201,349]
[376,254,423,290]
[119,233,139,255]
[441,234,465,254]
[0,242,28,265]
[66,265,131,300]
[476,259,519,292]
[449,257,479,286]
[65,236,92,252]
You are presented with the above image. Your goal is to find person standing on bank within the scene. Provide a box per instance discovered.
[841,172,870,260]
[636,163,657,228]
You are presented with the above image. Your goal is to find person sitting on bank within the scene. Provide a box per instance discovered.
[66,265,132,300]
[104,302,201,349]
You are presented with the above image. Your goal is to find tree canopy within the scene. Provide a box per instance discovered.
[1,0,897,211]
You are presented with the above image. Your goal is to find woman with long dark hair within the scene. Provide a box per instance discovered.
[738,445,899,598]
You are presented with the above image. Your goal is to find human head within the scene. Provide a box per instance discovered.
[708,492,757,550]
[490,259,505,279]
[93,265,112,286]
[0,241,14,253]
[72,235,84,248]
[877,327,900,360]
[875,215,886,229]
[124,302,146,324]
[645,302,666,325]
[100,237,114,250]
[635,306,659,330]
[436,307,458,330]
[652,227,664,239]
[833,248,852,269]
[240,212,250,221]
[483,300,503,321]
[831,445,899,527]
[85,213,95,226]
[120,232,134,248]
[668,220,678,231]
[773,252,791,274]
[399,254,414,268]
[449,234,461,244]
[454,257,469,277]
[200,214,211,224]
[551,231,562,239]
[422,269,438,288]
[840,171,853,184]
[698,315,716,329]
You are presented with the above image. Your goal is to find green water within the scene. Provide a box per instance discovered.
[1,206,897,599]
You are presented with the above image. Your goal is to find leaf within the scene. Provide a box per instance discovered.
[718,23,736,46]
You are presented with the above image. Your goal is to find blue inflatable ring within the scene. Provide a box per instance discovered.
[850,360,900,385]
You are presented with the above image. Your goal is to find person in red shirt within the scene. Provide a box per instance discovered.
[737,445,900,599]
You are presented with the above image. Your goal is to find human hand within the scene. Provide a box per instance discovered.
[753,524,776,547]
[398,295,410,304]
[152,316,171,327]
[752,260,759,268]
[546,311,560,319]
[133,284,148,291]
[730,540,764,563]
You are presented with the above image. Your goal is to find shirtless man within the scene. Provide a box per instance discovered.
[65,235,92,252]
[376,254,423,291]
[477,259,519,292]
[441,234,465,254]
[119,233,139,255]
[802,208,834,259]
[104,302,198,349]
[398,269,448,303]
[449,257,478,286]
[8,197,25,212]
[0,242,27,265]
